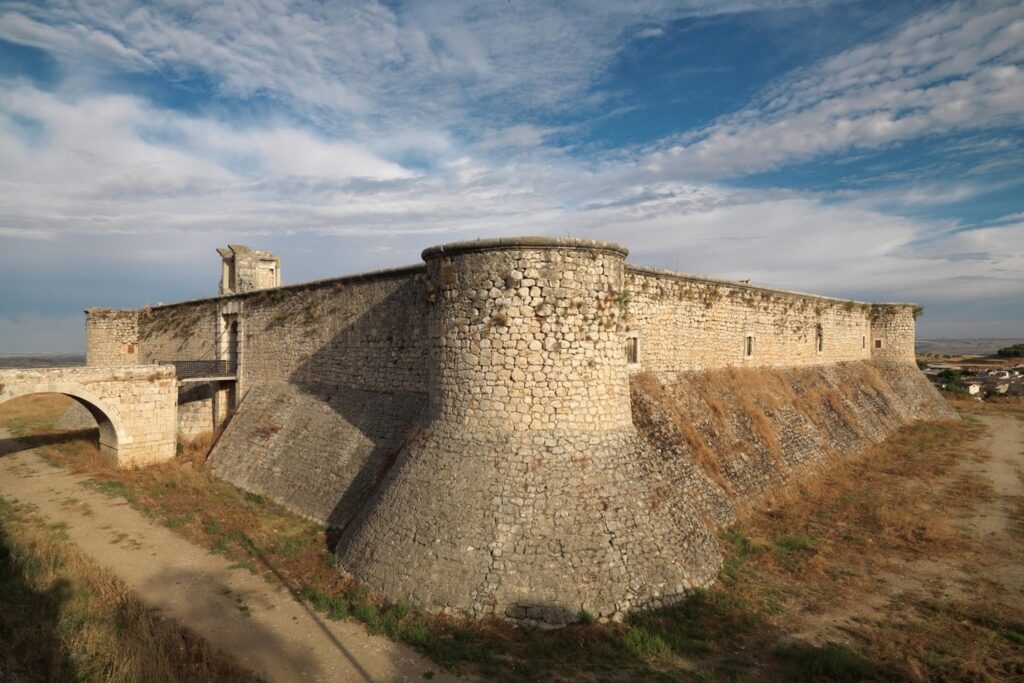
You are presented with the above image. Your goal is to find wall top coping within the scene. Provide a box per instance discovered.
[82,237,917,316]
[0,364,174,380]
[625,264,918,309]
[88,264,427,314]
[421,236,630,260]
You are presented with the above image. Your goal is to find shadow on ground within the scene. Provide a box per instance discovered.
[0,428,98,457]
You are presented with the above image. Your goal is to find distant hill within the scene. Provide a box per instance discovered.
[915,339,1024,357]
[0,353,86,369]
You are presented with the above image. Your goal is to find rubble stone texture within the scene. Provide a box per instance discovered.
[78,237,953,624]
[337,240,722,623]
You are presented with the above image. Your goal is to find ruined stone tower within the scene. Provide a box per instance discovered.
[217,244,281,294]
[335,238,720,623]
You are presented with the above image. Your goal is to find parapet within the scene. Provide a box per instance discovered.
[421,235,629,259]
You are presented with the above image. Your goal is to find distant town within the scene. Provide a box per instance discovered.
[918,341,1024,399]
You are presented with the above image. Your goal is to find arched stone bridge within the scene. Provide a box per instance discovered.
[0,365,177,468]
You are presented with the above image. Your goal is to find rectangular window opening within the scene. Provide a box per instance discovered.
[874,338,883,349]
[625,336,639,365]
[862,335,866,350]
[745,335,753,358]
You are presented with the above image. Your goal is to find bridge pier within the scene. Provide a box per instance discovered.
[0,365,178,468]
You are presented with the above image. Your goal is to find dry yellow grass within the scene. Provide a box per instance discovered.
[633,372,732,491]
[0,495,259,681]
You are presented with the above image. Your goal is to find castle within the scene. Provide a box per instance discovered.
[81,237,954,625]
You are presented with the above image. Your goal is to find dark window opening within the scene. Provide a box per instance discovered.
[816,325,824,353]
[874,338,883,349]
[625,337,639,365]
[745,335,753,357]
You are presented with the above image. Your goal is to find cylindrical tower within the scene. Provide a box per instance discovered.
[336,238,719,625]
[870,303,918,364]
[423,237,634,434]
[85,309,140,367]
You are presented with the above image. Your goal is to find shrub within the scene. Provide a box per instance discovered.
[996,343,1024,358]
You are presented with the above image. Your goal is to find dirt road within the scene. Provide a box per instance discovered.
[0,430,459,683]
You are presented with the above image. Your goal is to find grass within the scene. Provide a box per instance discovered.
[774,642,875,682]
[3,392,1023,681]
[0,494,259,681]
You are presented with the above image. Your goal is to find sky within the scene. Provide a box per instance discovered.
[0,0,1022,352]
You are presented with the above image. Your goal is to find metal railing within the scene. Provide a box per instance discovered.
[159,359,235,379]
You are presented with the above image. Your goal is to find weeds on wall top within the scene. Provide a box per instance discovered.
[140,306,210,340]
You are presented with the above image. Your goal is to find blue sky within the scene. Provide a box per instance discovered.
[0,0,1022,352]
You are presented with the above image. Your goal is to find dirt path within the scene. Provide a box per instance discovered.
[957,413,1024,595]
[0,431,460,683]
[792,411,1024,646]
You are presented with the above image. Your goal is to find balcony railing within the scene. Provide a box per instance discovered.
[159,359,235,380]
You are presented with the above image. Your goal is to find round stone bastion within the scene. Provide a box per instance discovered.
[335,237,721,625]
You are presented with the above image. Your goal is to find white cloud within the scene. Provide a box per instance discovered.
[648,0,1024,177]
[0,0,1021,347]
[635,27,665,39]
[0,76,1019,314]
[0,1,838,130]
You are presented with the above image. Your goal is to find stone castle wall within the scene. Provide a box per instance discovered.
[85,309,140,367]
[177,383,215,438]
[81,236,938,625]
[624,267,880,372]
[235,266,428,394]
[85,247,919,396]
[87,268,431,393]
[137,302,220,366]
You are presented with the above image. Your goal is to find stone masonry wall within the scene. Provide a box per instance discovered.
[177,383,214,438]
[624,266,878,372]
[210,382,425,528]
[137,301,220,365]
[631,361,957,530]
[337,238,722,625]
[238,267,429,394]
[85,309,140,367]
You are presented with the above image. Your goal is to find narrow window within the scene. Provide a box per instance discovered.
[816,325,824,353]
[861,335,866,350]
[625,336,639,365]
[745,335,754,358]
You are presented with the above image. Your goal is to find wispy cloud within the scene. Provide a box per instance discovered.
[0,0,1021,350]
[647,0,1024,177]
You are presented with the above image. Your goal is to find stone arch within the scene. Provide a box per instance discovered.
[0,384,127,458]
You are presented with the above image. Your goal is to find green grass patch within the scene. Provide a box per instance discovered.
[84,479,133,501]
[772,535,817,567]
[774,642,874,682]
[302,586,349,620]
